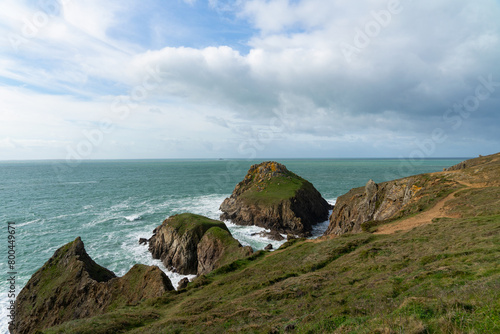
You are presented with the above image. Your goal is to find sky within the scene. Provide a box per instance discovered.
[0,0,499,160]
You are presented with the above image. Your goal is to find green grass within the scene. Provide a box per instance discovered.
[240,174,309,205]
[200,227,251,268]
[167,213,228,237]
[39,154,500,333]
[447,187,500,218]
[395,174,463,218]
[43,213,500,334]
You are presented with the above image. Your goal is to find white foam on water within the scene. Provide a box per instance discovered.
[169,194,229,220]
[223,221,287,250]
[122,230,196,289]
[309,198,337,238]
[16,218,43,227]
[62,181,98,185]
[0,193,338,334]
[124,214,142,222]
[0,295,11,334]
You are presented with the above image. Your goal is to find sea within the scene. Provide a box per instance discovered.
[0,158,465,333]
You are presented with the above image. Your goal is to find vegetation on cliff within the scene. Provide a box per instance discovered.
[15,154,500,333]
[220,161,331,235]
[10,237,173,334]
[148,213,252,275]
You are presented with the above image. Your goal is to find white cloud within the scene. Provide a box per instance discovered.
[1,0,499,159]
[61,1,121,42]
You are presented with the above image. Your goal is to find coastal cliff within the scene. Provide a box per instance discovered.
[12,153,500,333]
[324,174,462,236]
[324,177,421,235]
[10,237,173,334]
[324,153,500,236]
[220,161,331,235]
[148,213,253,275]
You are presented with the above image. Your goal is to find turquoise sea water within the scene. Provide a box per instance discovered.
[0,158,465,333]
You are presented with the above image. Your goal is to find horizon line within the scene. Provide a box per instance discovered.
[0,156,473,163]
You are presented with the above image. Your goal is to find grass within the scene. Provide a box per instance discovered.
[395,174,462,218]
[40,154,500,333]
[200,227,251,268]
[235,161,310,206]
[240,174,309,205]
[43,214,500,333]
[166,213,228,237]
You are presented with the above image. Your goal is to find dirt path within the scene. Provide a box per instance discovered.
[374,180,487,235]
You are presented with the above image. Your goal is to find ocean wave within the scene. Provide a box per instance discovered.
[120,230,196,289]
[124,214,142,222]
[17,218,43,227]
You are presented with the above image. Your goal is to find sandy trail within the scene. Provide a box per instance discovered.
[374,180,485,235]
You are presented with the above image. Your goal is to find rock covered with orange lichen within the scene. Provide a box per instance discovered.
[324,178,423,236]
[220,161,332,236]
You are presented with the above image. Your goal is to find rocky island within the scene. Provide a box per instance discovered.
[220,161,332,236]
[148,213,252,275]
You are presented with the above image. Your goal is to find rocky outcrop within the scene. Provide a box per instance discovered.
[220,161,332,235]
[10,237,173,334]
[252,230,285,241]
[177,277,190,290]
[148,213,253,275]
[324,178,422,236]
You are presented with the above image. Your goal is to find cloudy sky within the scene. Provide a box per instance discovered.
[1,0,499,160]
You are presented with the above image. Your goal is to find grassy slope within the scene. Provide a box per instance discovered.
[168,213,229,237]
[44,155,500,334]
[238,162,309,206]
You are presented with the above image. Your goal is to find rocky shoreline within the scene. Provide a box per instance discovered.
[10,154,500,333]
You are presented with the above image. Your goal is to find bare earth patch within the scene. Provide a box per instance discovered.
[374,180,486,235]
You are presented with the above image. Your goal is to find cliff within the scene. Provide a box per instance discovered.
[220,161,331,235]
[10,237,173,334]
[324,177,418,235]
[324,153,500,236]
[15,153,500,334]
[148,213,253,275]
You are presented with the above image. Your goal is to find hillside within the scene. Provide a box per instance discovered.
[18,154,500,333]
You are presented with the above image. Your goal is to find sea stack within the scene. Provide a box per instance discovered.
[148,213,253,275]
[220,161,331,236]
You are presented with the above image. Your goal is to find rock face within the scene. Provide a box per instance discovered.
[324,178,422,236]
[148,213,253,275]
[220,161,331,235]
[10,237,173,334]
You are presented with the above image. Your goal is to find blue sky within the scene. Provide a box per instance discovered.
[1,0,500,160]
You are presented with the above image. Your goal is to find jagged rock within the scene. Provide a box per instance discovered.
[177,277,190,290]
[252,230,285,241]
[324,178,421,236]
[220,161,331,235]
[10,237,173,334]
[139,237,148,245]
[148,213,253,275]
[264,244,273,250]
[446,162,468,171]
